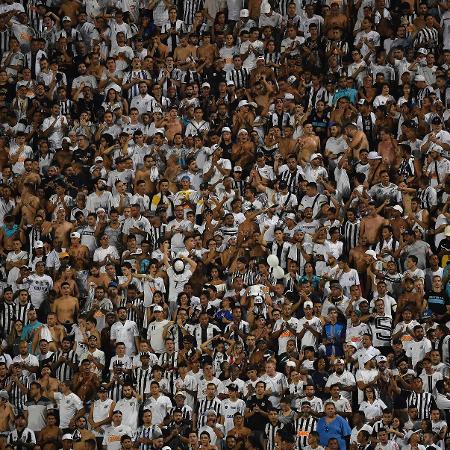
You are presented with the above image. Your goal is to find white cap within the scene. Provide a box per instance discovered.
[365,250,377,259]
[417,48,428,55]
[226,80,235,86]
[62,16,71,22]
[429,144,443,154]
[238,100,249,108]
[35,240,44,248]
[285,213,296,221]
[70,231,81,239]
[153,305,163,312]
[287,75,297,84]
[367,151,382,160]
[62,434,73,440]
[95,156,103,162]
[210,143,220,152]
[361,353,375,365]
[222,127,231,133]
[237,128,248,135]
[240,8,249,17]
[376,355,387,363]
[286,361,297,368]
[310,153,322,162]
[304,301,313,309]
[284,93,295,100]
[201,82,210,88]
[414,74,426,82]
[262,3,271,13]
[392,205,403,214]
[234,166,243,172]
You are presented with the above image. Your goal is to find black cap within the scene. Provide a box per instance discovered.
[278,180,288,189]
[228,383,238,391]
[431,116,443,125]
[403,120,417,128]
[98,385,107,392]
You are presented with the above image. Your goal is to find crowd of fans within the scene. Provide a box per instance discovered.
[0,0,449,449]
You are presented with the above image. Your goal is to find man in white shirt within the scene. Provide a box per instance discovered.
[110,307,140,356]
[52,380,84,430]
[103,410,134,450]
[144,381,172,425]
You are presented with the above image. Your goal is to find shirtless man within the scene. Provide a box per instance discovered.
[0,215,24,258]
[173,34,196,67]
[134,154,156,194]
[157,107,183,144]
[52,207,73,249]
[324,2,348,35]
[52,282,79,326]
[37,365,59,400]
[72,359,100,403]
[231,129,255,168]
[296,122,320,164]
[87,263,110,289]
[68,231,89,267]
[197,33,218,67]
[349,236,370,273]
[278,125,297,158]
[0,390,14,448]
[33,313,65,352]
[396,277,423,322]
[360,202,387,245]
[344,123,369,160]
[39,411,62,450]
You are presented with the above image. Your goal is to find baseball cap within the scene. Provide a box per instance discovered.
[153,305,163,312]
[95,156,103,163]
[234,166,243,172]
[392,205,403,213]
[70,231,81,239]
[417,48,428,55]
[58,252,70,259]
[310,153,322,161]
[335,358,344,364]
[365,250,377,259]
[240,8,249,17]
[62,434,73,441]
[221,127,231,133]
[98,385,108,392]
[35,240,44,248]
[0,390,8,400]
[414,74,426,82]
[431,116,443,125]
[226,80,235,86]
[367,151,382,160]
[284,93,295,100]
[376,355,387,363]
[201,82,211,88]
[285,213,296,221]
[228,383,238,391]
[358,99,368,105]
[304,301,313,309]
[62,16,71,22]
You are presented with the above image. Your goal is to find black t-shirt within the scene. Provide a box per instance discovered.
[245,395,272,430]
[425,289,449,315]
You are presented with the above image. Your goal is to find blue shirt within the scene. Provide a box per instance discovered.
[317,415,351,450]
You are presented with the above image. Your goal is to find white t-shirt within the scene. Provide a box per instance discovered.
[53,392,84,428]
[220,398,246,433]
[144,394,172,425]
[92,398,115,436]
[111,320,139,355]
[147,319,169,354]
[273,317,300,354]
[103,424,134,450]
[115,396,140,431]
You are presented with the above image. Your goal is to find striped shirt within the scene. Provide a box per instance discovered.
[406,391,436,419]
[181,0,204,25]
[227,67,249,89]
[8,374,30,414]
[197,397,222,428]
[265,421,284,450]
[52,350,79,382]
[294,415,317,449]
[0,301,16,336]
[133,367,152,399]
[341,219,361,254]
[169,404,193,421]
[158,351,179,395]
[134,425,161,450]
[15,301,32,326]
